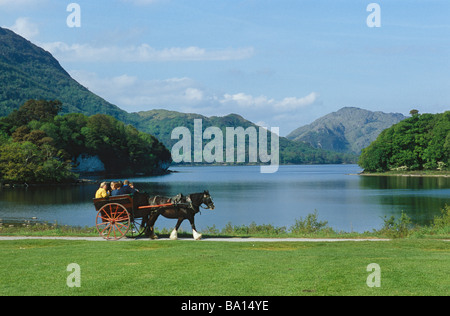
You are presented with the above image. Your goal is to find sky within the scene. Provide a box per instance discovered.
[1,0,449,136]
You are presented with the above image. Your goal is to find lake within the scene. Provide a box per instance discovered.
[0,165,449,233]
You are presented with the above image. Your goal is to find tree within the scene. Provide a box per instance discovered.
[41,113,88,159]
[0,141,75,183]
[80,114,172,174]
[0,99,62,133]
[410,109,419,116]
[359,111,449,172]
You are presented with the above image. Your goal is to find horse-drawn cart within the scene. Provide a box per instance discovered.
[93,192,173,240]
[93,191,215,241]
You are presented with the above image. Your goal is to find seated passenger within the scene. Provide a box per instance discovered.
[117,180,137,195]
[95,182,109,199]
[129,182,139,192]
[111,181,122,196]
[109,181,115,195]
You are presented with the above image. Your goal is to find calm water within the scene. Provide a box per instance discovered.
[0,165,449,233]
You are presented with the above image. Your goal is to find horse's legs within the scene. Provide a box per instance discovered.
[142,214,150,237]
[170,218,184,240]
[147,213,160,239]
[188,216,202,240]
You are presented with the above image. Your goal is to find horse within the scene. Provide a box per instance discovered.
[146,190,215,240]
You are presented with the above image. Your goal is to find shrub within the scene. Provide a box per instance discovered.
[289,210,331,235]
[379,211,412,238]
[431,205,450,231]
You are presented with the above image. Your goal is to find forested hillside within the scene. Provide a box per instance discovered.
[359,111,450,172]
[0,100,172,183]
[135,109,357,165]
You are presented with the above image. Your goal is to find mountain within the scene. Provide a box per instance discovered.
[134,110,256,148]
[286,107,407,155]
[134,109,357,165]
[0,27,355,165]
[0,27,133,122]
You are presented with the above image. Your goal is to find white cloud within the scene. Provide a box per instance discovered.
[7,17,39,40]
[276,93,320,111]
[222,93,272,108]
[41,42,254,62]
[184,88,204,102]
[221,92,319,111]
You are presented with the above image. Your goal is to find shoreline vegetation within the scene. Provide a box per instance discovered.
[2,164,449,188]
[358,170,450,177]
[0,100,172,186]
[1,207,449,240]
[358,111,449,174]
[0,169,175,188]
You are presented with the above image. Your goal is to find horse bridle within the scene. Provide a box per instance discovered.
[200,204,211,210]
[186,195,213,210]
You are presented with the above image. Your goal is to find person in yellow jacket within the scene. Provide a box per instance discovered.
[95,182,109,199]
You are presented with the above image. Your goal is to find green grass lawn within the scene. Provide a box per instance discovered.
[0,239,448,296]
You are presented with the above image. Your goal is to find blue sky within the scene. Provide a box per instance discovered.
[1,0,449,135]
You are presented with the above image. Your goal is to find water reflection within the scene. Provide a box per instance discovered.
[358,175,450,226]
[359,175,450,190]
[0,185,96,205]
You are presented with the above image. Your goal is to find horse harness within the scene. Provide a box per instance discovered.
[151,194,195,211]
[151,193,213,214]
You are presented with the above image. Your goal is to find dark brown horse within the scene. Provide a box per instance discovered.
[146,191,215,240]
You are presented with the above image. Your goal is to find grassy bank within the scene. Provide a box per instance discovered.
[0,238,448,296]
[1,208,448,296]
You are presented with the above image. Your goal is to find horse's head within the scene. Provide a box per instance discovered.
[201,190,215,210]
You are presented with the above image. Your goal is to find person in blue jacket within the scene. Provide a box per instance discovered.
[117,180,137,195]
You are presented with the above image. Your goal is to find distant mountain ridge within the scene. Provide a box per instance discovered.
[132,109,358,165]
[287,107,407,154]
[134,109,254,148]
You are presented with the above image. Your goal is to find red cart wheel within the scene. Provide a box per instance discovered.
[96,203,131,240]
